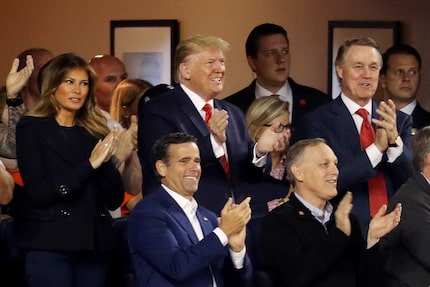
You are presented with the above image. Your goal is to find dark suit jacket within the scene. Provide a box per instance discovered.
[13,116,124,251]
[412,102,430,130]
[224,78,331,133]
[128,186,252,287]
[380,172,430,286]
[261,193,382,287]
[138,86,260,214]
[294,97,414,229]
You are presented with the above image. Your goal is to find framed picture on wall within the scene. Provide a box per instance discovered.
[110,19,180,85]
[328,20,401,98]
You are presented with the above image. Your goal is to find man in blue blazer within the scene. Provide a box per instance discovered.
[129,133,252,287]
[138,34,286,214]
[294,36,413,232]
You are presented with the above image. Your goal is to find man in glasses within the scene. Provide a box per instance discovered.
[379,45,430,133]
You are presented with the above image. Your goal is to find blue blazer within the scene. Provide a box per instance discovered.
[294,96,413,228]
[138,86,260,214]
[128,186,252,287]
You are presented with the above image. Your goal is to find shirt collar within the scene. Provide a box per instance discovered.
[180,83,214,112]
[162,184,198,216]
[399,100,417,116]
[255,80,291,99]
[341,93,373,117]
[294,192,333,225]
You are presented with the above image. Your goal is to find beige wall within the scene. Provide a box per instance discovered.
[1,0,429,108]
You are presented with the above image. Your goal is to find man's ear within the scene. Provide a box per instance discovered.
[179,62,191,80]
[335,65,343,81]
[155,160,167,178]
[291,164,303,182]
[379,74,387,89]
[247,56,257,72]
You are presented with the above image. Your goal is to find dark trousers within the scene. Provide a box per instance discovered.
[25,250,111,287]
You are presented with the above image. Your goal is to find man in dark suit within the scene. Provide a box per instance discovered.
[138,34,286,214]
[261,138,402,287]
[380,126,430,285]
[225,23,331,133]
[379,44,430,134]
[129,133,252,287]
[294,37,413,232]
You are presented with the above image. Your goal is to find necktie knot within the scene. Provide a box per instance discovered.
[202,103,212,127]
[355,108,368,119]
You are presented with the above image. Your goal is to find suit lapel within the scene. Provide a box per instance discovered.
[176,87,209,136]
[158,188,201,244]
[196,209,214,236]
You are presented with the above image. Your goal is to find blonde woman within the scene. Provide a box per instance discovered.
[246,96,292,214]
[110,79,152,215]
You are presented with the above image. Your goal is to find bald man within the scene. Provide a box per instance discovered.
[89,55,128,114]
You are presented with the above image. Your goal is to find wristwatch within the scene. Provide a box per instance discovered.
[388,135,401,148]
[6,93,23,107]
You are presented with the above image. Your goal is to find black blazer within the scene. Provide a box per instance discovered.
[261,194,384,287]
[13,116,124,251]
[381,172,430,286]
[224,78,331,133]
[412,102,430,130]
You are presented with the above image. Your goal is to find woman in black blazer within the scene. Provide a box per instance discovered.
[14,53,124,287]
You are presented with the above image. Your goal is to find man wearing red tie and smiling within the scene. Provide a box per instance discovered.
[294,36,413,234]
[138,34,286,215]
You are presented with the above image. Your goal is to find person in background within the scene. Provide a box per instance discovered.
[129,132,252,287]
[380,126,430,285]
[379,44,430,134]
[294,36,413,232]
[245,96,291,216]
[138,34,287,215]
[88,54,128,117]
[225,23,330,134]
[262,138,402,287]
[89,54,137,218]
[110,78,152,215]
[14,53,124,287]
[0,48,53,184]
[0,160,13,205]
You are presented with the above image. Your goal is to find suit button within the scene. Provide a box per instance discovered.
[60,209,71,217]
[58,185,69,197]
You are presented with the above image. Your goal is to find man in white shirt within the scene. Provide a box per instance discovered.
[379,44,430,133]
[129,133,252,287]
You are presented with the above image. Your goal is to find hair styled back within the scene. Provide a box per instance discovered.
[335,36,381,68]
[30,53,109,138]
[381,44,422,75]
[285,138,326,186]
[246,23,288,58]
[151,132,198,178]
[110,78,153,128]
[246,96,289,142]
[173,34,230,83]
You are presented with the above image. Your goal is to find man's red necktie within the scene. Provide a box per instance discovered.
[355,108,388,217]
[202,104,230,180]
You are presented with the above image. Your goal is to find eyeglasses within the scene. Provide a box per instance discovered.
[263,123,291,133]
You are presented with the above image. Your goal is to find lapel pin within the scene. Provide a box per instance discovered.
[203,217,208,221]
